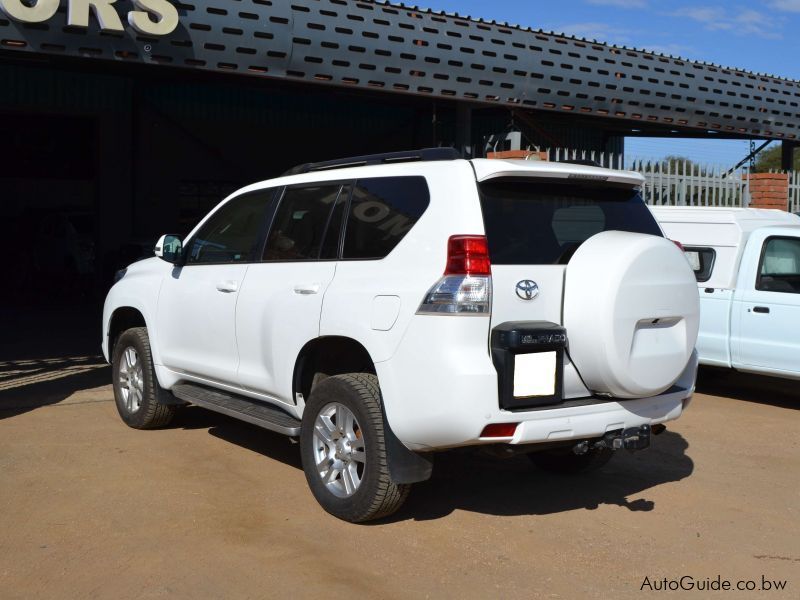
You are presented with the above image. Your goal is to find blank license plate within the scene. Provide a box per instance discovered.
[513,352,556,397]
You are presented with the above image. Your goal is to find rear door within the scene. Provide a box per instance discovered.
[235,183,347,405]
[478,179,665,397]
[735,233,800,374]
[479,179,664,326]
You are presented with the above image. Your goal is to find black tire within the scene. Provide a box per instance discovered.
[528,446,614,474]
[300,373,410,523]
[112,327,176,429]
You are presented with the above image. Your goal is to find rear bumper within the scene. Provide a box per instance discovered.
[501,386,688,446]
[377,313,697,451]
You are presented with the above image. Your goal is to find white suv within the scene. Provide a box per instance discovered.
[103,149,700,522]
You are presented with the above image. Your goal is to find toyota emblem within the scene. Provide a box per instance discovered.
[515,280,539,301]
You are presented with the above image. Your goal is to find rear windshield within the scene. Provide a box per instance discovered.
[478,179,662,265]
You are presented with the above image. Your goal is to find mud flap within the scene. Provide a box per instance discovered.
[381,404,434,484]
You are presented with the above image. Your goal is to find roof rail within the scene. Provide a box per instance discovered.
[283,147,462,176]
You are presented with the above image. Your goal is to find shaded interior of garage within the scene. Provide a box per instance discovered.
[0,55,628,310]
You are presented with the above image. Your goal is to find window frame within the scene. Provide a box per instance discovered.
[259,181,351,264]
[683,245,716,283]
[755,235,800,294]
[183,187,279,267]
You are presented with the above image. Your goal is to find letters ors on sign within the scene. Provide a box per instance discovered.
[0,1,180,37]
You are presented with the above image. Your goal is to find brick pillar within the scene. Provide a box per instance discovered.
[486,150,549,160]
[745,173,790,210]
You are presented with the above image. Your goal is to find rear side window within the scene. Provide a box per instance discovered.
[478,179,662,265]
[757,237,800,294]
[342,176,430,260]
[263,185,343,261]
[684,246,716,282]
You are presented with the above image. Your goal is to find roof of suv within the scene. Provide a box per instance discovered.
[237,151,646,197]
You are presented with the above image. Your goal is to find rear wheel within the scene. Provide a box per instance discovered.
[112,327,176,429]
[300,373,410,523]
[528,446,614,474]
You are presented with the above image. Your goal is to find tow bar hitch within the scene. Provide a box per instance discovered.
[573,425,652,455]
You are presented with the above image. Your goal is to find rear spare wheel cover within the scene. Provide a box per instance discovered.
[563,231,699,399]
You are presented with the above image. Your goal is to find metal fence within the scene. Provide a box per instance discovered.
[631,160,751,207]
[790,171,800,214]
[545,147,751,207]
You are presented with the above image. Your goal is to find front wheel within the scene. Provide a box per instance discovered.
[300,373,410,523]
[528,446,614,474]
[112,327,176,429]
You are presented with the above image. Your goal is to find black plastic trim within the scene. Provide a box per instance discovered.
[380,402,434,484]
[491,321,567,410]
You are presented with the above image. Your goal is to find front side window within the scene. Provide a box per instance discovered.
[479,179,662,265]
[757,237,800,294]
[342,176,430,260]
[684,246,716,283]
[263,185,343,261]
[186,190,274,264]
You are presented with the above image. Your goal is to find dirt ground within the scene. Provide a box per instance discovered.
[0,316,798,599]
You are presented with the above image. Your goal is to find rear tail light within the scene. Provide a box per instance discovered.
[445,235,491,276]
[671,240,684,251]
[417,235,492,315]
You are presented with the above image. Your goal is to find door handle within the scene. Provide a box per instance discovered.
[753,306,770,314]
[293,283,320,295]
[216,280,239,293]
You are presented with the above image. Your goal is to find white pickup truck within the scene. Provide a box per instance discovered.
[651,207,800,380]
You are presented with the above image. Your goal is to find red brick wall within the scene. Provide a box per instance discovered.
[745,173,789,210]
[486,150,549,161]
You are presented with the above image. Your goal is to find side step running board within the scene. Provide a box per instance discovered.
[171,383,301,436]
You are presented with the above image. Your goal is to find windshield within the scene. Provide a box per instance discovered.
[478,179,663,265]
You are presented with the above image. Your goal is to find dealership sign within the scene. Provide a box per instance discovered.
[0,0,179,36]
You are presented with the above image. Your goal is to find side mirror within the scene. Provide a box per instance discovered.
[155,234,183,264]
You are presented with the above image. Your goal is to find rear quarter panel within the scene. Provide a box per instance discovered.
[319,160,486,364]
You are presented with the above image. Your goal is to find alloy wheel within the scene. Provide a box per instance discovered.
[312,402,366,498]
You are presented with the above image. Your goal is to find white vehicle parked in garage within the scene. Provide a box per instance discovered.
[652,207,800,380]
[103,149,700,522]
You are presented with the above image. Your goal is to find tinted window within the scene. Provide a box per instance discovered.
[186,190,273,264]
[342,176,430,260]
[757,237,800,294]
[263,185,342,261]
[478,180,662,265]
[684,246,716,283]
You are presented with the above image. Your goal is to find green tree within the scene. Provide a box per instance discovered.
[753,144,800,172]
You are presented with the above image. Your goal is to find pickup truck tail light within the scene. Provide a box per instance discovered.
[417,235,492,315]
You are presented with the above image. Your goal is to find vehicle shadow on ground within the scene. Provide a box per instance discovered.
[0,356,110,420]
[388,431,693,522]
[174,406,303,470]
[696,367,798,410]
[175,406,693,521]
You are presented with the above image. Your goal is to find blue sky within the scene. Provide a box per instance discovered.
[415,0,800,167]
